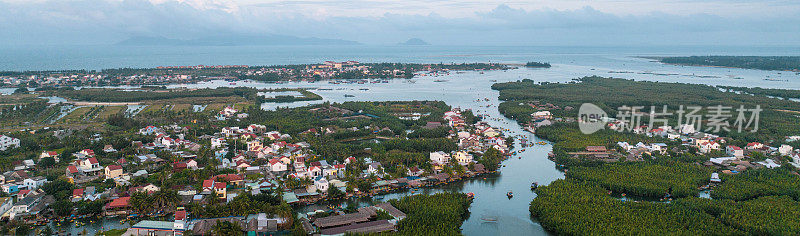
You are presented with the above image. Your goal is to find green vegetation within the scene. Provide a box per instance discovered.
[567,162,710,198]
[493,77,800,144]
[525,62,551,68]
[51,87,259,103]
[531,179,800,235]
[657,56,800,71]
[260,89,322,103]
[530,179,742,235]
[98,228,127,236]
[711,167,800,201]
[720,85,800,99]
[390,192,473,235]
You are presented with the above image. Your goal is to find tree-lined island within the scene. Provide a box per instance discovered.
[652,56,800,71]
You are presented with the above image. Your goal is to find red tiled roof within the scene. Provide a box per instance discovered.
[67,165,79,173]
[107,197,130,209]
[107,165,123,171]
[203,179,214,188]
[212,174,243,182]
[175,210,187,221]
[73,188,84,197]
[87,157,99,164]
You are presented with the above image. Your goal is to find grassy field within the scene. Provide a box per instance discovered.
[59,107,92,123]
[96,106,125,120]
[171,103,192,112]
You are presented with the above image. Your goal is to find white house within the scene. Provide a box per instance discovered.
[726,146,744,158]
[617,142,632,151]
[211,138,226,149]
[368,162,383,174]
[314,177,329,192]
[22,177,47,190]
[268,159,287,172]
[779,145,793,156]
[710,173,721,183]
[429,151,450,165]
[0,135,20,151]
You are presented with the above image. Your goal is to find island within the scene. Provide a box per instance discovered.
[524,61,552,68]
[651,56,800,71]
[398,38,430,46]
[0,61,512,88]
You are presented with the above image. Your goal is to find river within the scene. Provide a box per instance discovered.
[27,50,800,235]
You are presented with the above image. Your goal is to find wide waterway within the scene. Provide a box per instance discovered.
[35,52,800,235]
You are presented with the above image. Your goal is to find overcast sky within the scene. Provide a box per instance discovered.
[1,0,799,46]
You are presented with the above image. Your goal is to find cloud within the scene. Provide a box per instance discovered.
[0,0,798,46]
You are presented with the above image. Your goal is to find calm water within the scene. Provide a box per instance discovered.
[9,45,800,235]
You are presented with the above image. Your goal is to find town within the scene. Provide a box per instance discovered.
[0,62,511,88]
[0,99,510,235]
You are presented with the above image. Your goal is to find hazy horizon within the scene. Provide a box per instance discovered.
[1,0,799,47]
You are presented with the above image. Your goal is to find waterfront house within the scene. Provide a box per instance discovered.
[454,151,474,166]
[429,151,450,165]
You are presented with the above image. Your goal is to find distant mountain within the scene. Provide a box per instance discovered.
[117,34,360,46]
[399,38,430,46]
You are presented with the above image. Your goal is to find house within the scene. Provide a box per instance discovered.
[202,180,227,199]
[696,140,721,153]
[344,156,357,165]
[66,165,80,177]
[480,127,500,137]
[429,151,450,165]
[139,126,160,135]
[187,160,199,170]
[247,140,263,152]
[406,167,424,177]
[79,157,102,173]
[22,177,46,190]
[746,142,764,150]
[39,151,59,162]
[308,166,323,177]
[104,197,131,216]
[453,151,473,166]
[9,191,45,219]
[726,146,744,158]
[710,173,721,183]
[105,165,124,179]
[103,145,117,153]
[532,111,552,119]
[779,145,793,156]
[367,162,383,175]
[268,159,287,172]
[211,138,226,149]
[314,177,329,192]
[79,149,96,157]
[617,142,632,151]
[72,188,84,202]
[132,184,160,193]
[0,135,20,151]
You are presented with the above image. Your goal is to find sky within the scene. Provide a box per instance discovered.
[1,0,799,46]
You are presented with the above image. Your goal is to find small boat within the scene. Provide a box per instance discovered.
[507,191,513,198]
[481,217,498,222]
[344,94,355,97]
